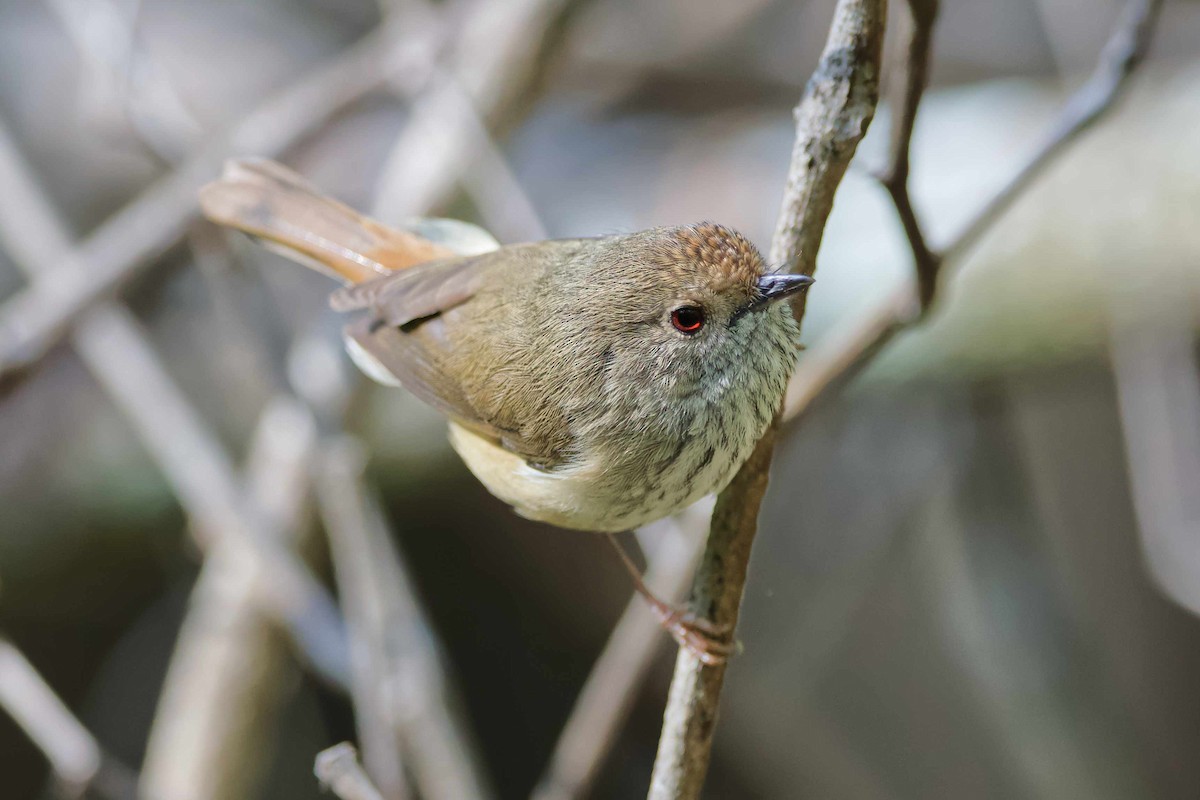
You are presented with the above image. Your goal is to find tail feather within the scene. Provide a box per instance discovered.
[199,158,452,285]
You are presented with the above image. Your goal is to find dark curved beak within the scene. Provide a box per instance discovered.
[754,273,814,308]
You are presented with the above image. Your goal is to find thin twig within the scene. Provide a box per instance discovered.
[782,0,1164,425]
[875,0,940,308]
[648,3,886,798]
[781,281,915,424]
[316,743,388,800]
[0,636,137,800]
[317,437,495,800]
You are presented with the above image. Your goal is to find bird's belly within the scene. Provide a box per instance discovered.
[448,421,748,532]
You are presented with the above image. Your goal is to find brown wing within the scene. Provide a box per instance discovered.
[329,254,488,326]
[198,158,453,285]
[340,243,582,467]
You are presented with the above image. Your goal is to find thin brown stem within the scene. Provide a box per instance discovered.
[876,0,940,308]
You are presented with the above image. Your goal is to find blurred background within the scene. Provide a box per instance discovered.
[1,0,1199,798]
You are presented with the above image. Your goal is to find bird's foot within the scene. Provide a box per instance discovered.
[643,596,737,666]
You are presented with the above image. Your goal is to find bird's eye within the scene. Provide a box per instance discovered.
[670,306,705,334]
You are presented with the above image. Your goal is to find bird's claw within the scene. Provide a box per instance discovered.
[649,602,738,665]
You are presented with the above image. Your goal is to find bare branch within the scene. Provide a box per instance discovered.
[318,442,412,799]
[316,743,388,800]
[317,437,494,800]
[648,3,887,798]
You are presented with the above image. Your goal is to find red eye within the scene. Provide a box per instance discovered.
[671,306,705,334]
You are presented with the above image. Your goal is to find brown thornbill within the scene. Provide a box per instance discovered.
[199,158,811,661]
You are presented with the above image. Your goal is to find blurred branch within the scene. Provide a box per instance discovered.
[318,442,413,800]
[317,437,494,800]
[648,3,886,799]
[372,0,576,241]
[532,502,711,800]
[0,636,137,800]
[376,71,548,242]
[0,121,351,688]
[1110,300,1200,616]
[139,398,319,800]
[0,23,403,381]
[44,0,204,161]
[316,743,388,800]
[781,0,1164,425]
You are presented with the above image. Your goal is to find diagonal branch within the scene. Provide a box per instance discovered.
[0,636,138,800]
[647,2,887,798]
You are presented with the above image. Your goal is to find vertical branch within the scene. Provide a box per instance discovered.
[138,398,318,800]
[317,438,494,800]
[648,2,887,798]
[0,637,107,796]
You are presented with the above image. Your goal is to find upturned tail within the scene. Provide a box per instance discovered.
[198,158,452,285]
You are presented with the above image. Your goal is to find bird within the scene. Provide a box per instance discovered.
[199,158,811,661]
